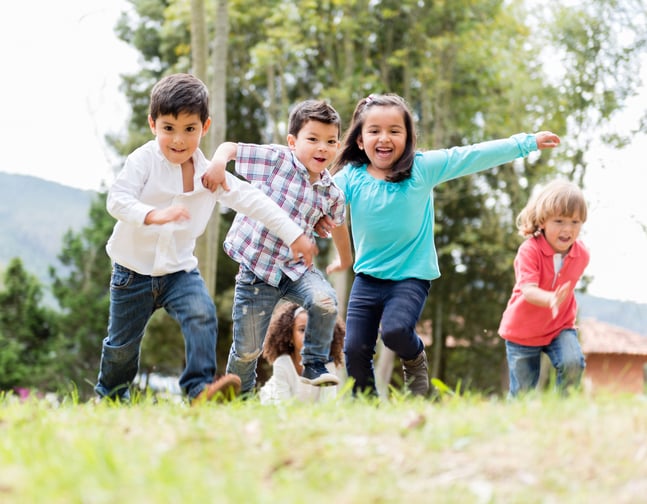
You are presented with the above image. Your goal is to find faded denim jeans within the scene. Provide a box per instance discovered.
[227,266,338,393]
[505,328,585,397]
[95,264,218,400]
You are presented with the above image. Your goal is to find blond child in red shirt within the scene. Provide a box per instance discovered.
[498,179,589,397]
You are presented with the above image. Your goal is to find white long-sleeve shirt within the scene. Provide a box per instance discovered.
[106,140,304,276]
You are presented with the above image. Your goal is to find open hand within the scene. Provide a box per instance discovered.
[549,281,571,318]
[145,205,190,225]
[535,131,561,150]
[290,234,318,268]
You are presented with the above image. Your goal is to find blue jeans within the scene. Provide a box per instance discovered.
[95,264,218,400]
[345,273,430,395]
[227,266,338,393]
[505,328,585,397]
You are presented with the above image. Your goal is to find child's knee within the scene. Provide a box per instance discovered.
[560,356,585,373]
[236,348,262,363]
[380,324,414,348]
[311,290,338,315]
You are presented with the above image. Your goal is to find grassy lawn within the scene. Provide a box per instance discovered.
[1,389,645,503]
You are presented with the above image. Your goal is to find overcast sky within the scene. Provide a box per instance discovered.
[1,0,138,191]
[1,0,646,304]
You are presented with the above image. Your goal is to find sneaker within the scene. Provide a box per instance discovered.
[300,361,340,387]
[191,374,241,406]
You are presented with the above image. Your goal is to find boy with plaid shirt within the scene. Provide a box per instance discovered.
[202,100,352,394]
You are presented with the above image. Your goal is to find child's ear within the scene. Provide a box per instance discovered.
[286,134,296,150]
[201,117,212,136]
[147,115,156,134]
[356,135,364,150]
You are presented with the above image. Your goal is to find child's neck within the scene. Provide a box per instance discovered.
[308,171,322,185]
[181,158,195,192]
[366,163,389,180]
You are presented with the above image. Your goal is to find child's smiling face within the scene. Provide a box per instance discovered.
[541,213,584,254]
[357,105,407,177]
[287,120,340,183]
[148,112,210,166]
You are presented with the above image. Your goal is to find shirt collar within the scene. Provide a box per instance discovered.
[289,149,333,187]
[151,140,207,175]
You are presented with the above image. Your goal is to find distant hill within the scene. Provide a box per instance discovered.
[577,293,647,337]
[0,172,96,287]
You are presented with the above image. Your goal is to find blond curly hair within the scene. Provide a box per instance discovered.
[516,179,587,238]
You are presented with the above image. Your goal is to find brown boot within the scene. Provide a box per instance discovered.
[402,350,429,397]
[191,374,241,406]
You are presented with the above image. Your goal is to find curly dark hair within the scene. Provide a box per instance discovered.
[262,302,345,366]
[329,315,345,368]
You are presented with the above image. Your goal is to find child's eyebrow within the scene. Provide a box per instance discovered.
[366,123,404,129]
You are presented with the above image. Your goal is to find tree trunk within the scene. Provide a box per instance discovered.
[202,0,230,296]
[191,0,229,298]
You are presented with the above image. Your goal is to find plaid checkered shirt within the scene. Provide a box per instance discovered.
[223,143,346,287]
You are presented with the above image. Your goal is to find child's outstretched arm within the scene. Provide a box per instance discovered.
[202,142,237,192]
[215,173,318,268]
[534,131,561,150]
[520,281,572,318]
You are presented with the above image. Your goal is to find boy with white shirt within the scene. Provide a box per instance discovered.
[95,74,316,404]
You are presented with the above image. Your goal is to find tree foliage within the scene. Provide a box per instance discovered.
[0,259,61,391]
[49,194,114,396]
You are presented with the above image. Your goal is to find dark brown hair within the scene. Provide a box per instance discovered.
[149,73,210,125]
[287,100,341,138]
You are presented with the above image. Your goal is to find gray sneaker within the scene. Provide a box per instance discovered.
[402,350,430,396]
[300,361,340,387]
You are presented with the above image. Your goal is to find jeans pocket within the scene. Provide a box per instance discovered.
[111,263,134,289]
[236,266,259,285]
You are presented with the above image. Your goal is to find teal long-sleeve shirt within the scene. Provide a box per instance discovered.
[332,133,538,281]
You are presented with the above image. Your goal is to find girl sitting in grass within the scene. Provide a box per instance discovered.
[260,302,345,404]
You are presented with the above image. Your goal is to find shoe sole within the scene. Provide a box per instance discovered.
[191,374,241,406]
[299,373,340,387]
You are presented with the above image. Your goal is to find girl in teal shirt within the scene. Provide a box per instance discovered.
[326,93,560,396]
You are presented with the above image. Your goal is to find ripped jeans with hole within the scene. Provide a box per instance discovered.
[227,266,338,393]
